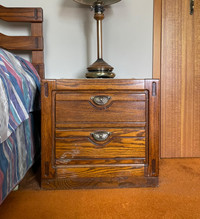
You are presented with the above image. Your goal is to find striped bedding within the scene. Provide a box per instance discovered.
[0,49,40,205]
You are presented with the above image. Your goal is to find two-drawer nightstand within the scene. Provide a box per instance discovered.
[41,79,160,189]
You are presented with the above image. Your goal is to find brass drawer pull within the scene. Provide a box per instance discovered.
[91,95,111,105]
[91,131,110,142]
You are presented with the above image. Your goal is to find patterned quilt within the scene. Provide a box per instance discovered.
[0,49,40,205]
[0,48,40,143]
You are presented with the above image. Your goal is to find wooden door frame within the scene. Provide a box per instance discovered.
[153,0,162,79]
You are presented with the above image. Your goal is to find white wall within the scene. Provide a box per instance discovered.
[0,0,154,79]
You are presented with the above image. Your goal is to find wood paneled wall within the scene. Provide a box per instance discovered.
[153,0,200,157]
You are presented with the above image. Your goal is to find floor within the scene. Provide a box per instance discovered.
[0,159,200,219]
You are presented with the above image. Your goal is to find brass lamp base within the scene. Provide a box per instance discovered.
[86,71,115,78]
[86,58,115,78]
[74,0,121,6]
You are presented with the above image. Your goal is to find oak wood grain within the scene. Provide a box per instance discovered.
[56,158,146,166]
[56,165,145,178]
[56,139,145,159]
[41,81,56,179]
[55,79,145,90]
[55,91,147,127]
[41,79,160,188]
[55,129,146,160]
[56,128,145,138]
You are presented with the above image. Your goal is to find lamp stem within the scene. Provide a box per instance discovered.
[94,3,104,60]
[97,19,103,59]
[86,2,115,78]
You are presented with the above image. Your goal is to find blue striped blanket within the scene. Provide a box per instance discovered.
[0,49,40,205]
[0,48,40,143]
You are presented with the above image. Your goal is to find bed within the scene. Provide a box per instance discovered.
[0,5,44,205]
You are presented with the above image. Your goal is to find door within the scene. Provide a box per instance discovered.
[153,0,200,158]
[159,0,200,157]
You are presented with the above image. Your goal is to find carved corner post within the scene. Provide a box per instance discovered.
[41,80,56,186]
[145,79,160,177]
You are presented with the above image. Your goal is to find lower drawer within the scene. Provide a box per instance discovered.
[55,128,147,165]
[56,165,145,178]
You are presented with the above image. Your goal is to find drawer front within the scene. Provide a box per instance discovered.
[55,91,148,128]
[56,165,145,179]
[55,128,146,165]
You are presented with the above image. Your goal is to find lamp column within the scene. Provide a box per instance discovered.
[95,3,103,59]
[86,2,115,78]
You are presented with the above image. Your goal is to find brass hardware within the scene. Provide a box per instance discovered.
[86,71,115,78]
[91,95,111,105]
[87,59,115,78]
[152,82,157,97]
[190,0,194,15]
[91,131,111,141]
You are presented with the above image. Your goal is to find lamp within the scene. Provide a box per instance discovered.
[73,0,121,78]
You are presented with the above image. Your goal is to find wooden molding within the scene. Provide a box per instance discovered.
[153,0,162,79]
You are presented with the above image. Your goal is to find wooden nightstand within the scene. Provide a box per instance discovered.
[41,79,160,189]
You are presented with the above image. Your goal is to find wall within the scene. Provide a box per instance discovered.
[0,0,154,79]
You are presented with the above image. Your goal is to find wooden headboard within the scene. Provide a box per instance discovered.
[0,5,44,79]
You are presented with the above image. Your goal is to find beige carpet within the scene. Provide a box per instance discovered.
[0,159,200,219]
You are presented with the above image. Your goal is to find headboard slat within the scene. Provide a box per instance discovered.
[0,33,43,51]
[0,5,44,79]
[0,5,42,22]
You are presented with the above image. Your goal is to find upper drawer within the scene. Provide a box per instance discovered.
[55,91,148,128]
